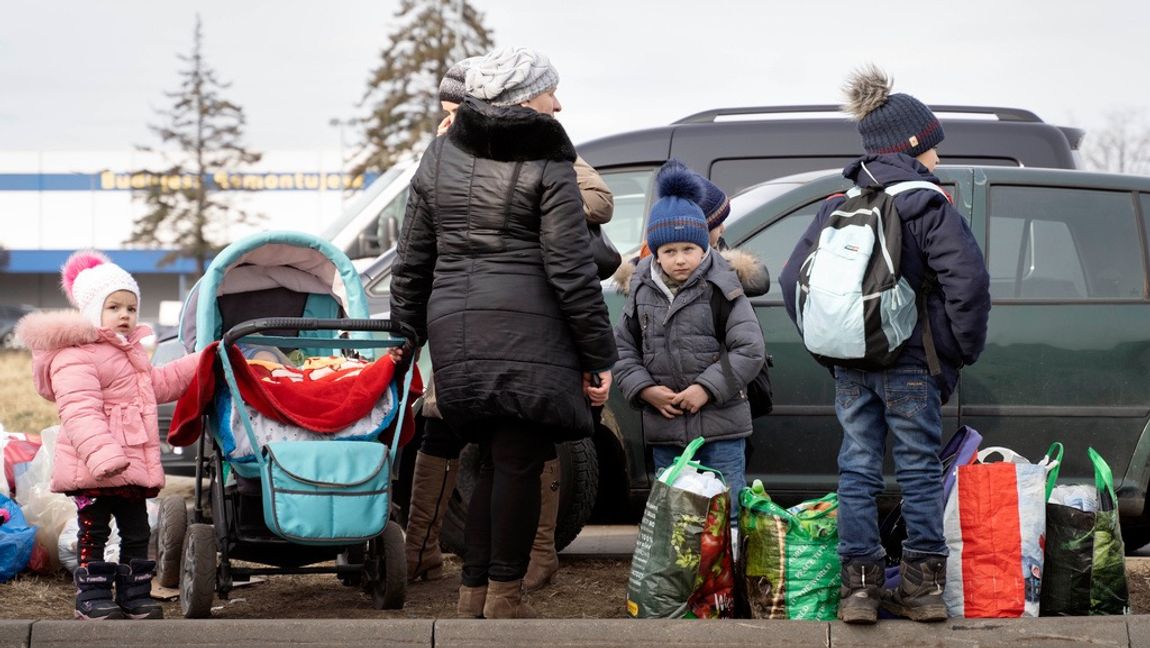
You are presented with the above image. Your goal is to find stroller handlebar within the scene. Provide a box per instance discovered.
[221,317,419,351]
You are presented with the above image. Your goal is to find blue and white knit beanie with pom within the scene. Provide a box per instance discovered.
[646,159,710,254]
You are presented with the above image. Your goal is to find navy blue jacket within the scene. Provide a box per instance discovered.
[779,154,991,403]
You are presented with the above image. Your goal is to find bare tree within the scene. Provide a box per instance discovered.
[352,0,494,178]
[1083,109,1150,176]
[130,15,262,276]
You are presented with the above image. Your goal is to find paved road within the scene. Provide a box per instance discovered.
[2,616,1146,647]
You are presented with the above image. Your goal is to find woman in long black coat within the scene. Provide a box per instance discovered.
[389,47,617,619]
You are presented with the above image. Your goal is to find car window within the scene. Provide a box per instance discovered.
[374,186,410,252]
[150,338,187,365]
[599,167,657,255]
[988,186,1144,300]
[734,199,824,300]
[710,158,856,195]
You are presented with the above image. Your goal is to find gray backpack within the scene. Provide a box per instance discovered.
[795,178,947,370]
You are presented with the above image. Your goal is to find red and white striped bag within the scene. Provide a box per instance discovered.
[942,446,1058,618]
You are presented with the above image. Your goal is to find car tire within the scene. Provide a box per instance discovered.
[440,437,600,557]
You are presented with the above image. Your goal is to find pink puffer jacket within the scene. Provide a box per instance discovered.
[16,310,200,493]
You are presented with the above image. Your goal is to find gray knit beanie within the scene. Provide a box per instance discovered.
[438,57,479,105]
[465,47,559,107]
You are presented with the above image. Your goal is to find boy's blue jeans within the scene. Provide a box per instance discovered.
[652,438,746,523]
[834,366,946,565]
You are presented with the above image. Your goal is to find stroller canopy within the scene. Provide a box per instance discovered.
[181,231,372,352]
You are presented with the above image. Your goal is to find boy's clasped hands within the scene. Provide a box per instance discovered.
[640,384,710,418]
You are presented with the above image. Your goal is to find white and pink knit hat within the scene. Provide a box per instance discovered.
[60,250,140,327]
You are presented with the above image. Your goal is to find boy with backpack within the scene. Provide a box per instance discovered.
[779,65,991,624]
[614,162,766,524]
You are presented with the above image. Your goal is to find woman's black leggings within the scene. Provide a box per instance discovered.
[459,417,556,586]
[76,496,150,567]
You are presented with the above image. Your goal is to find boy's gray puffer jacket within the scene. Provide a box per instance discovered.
[613,251,766,446]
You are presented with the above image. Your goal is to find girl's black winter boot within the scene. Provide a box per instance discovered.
[115,559,164,619]
[74,561,124,620]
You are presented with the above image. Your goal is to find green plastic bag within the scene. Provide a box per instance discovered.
[626,438,735,619]
[739,481,840,620]
[1041,447,1128,616]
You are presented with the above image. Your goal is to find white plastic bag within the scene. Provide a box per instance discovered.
[14,426,75,574]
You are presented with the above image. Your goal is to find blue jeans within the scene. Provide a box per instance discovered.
[834,366,945,565]
[652,438,747,525]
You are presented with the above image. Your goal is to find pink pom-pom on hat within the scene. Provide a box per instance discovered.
[59,250,140,327]
[61,250,112,306]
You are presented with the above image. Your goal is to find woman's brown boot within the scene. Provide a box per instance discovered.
[404,452,459,582]
[523,458,561,592]
[457,584,487,618]
[482,579,537,618]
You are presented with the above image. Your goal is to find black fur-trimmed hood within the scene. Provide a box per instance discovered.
[449,97,577,163]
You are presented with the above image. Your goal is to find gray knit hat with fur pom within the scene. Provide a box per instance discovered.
[843,65,943,157]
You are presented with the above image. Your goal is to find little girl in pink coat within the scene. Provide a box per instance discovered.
[16,250,200,620]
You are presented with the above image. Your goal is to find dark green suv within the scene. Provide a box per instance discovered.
[599,165,1150,550]
[349,105,1089,553]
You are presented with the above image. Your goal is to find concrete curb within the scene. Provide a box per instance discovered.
[0,616,1142,647]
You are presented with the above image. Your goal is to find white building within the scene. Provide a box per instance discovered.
[0,149,370,321]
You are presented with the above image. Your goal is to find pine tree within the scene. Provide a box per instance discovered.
[129,15,262,276]
[352,0,494,177]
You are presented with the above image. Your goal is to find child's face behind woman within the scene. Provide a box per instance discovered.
[101,290,138,334]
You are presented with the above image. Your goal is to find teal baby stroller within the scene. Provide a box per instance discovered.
[155,231,416,618]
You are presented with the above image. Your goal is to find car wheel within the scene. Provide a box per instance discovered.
[441,437,600,556]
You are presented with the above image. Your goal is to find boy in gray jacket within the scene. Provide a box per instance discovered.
[613,163,766,521]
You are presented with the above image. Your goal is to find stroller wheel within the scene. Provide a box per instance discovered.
[365,520,406,609]
[337,544,365,587]
[180,524,218,618]
[156,496,189,588]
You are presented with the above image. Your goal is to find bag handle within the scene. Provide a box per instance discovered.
[659,437,726,486]
[978,444,1062,500]
[1087,447,1118,511]
[1041,442,1064,499]
[977,446,1030,464]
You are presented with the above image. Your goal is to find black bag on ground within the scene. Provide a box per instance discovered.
[1040,447,1128,616]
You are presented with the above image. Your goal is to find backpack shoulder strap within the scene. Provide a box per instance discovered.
[708,281,733,344]
[885,181,950,201]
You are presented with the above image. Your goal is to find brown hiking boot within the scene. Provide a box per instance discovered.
[524,458,561,592]
[404,451,459,582]
[881,557,948,622]
[838,561,885,624]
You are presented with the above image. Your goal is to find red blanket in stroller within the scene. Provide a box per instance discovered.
[169,342,420,448]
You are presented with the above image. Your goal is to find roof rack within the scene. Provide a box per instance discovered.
[673,105,1044,125]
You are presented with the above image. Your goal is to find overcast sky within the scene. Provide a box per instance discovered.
[1,0,1147,157]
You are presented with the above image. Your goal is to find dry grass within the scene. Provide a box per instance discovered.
[0,350,58,436]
